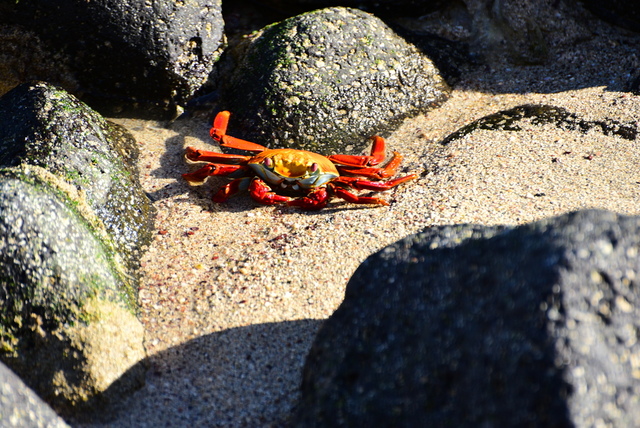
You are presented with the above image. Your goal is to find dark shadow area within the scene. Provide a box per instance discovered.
[69,318,323,426]
[385,3,640,95]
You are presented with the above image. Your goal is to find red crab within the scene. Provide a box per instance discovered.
[182,111,416,210]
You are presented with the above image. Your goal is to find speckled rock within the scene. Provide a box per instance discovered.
[0,0,225,118]
[0,362,69,427]
[294,210,640,427]
[0,82,155,275]
[0,170,146,415]
[0,83,151,414]
[217,7,449,155]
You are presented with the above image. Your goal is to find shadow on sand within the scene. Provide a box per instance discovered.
[73,318,323,426]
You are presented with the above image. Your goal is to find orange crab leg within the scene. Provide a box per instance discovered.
[248,178,291,205]
[212,177,252,202]
[330,185,389,206]
[210,111,267,152]
[328,136,386,167]
[213,110,231,135]
[218,135,267,152]
[185,146,252,164]
[183,163,249,184]
[333,173,417,191]
[337,151,406,179]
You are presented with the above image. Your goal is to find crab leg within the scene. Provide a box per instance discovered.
[336,151,408,179]
[328,136,386,167]
[287,187,330,210]
[248,178,291,205]
[213,110,231,135]
[185,146,252,164]
[212,177,252,202]
[183,163,249,184]
[218,135,268,152]
[333,173,417,191]
[330,185,389,206]
[210,111,267,152]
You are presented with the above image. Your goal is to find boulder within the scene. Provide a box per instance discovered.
[0,171,146,414]
[217,7,449,155]
[0,361,70,428]
[294,210,640,426]
[0,83,151,414]
[0,0,225,118]
[0,82,155,274]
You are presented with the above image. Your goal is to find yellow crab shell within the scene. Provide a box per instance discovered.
[247,148,339,191]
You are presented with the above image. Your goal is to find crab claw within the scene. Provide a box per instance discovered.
[287,187,330,210]
[249,178,291,205]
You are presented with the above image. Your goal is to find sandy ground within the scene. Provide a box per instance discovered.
[84,14,640,428]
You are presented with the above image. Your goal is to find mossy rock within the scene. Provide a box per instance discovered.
[0,171,145,414]
[0,81,155,276]
[219,7,450,155]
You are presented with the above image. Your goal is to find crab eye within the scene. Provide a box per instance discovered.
[310,163,319,173]
[263,158,273,168]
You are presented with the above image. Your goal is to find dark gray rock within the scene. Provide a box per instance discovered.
[0,25,79,97]
[394,0,588,67]
[0,361,69,427]
[0,82,155,275]
[0,83,150,414]
[0,171,146,414]
[218,7,449,155]
[1,0,225,118]
[294,210,640,427]
[252,0,446,16]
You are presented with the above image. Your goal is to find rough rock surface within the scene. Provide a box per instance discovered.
[0,82,155,274]
[294,210,640,427]
[0,171,147,415]
[217,7,449,154]
[0,0,225,118]
[0,361,70,428]
[0,83,153,414]
[440,103,637,145]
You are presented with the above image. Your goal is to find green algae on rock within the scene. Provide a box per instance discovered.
[0,82,155,275]
[0,82,152,414]
[0,171,145,414]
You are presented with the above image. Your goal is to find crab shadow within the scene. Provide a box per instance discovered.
[72,318,323,426]
[143,117,216,204]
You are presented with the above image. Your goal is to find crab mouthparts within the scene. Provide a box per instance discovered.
[280,177,303,191]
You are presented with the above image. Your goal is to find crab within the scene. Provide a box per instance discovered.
[182,111,416,210]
